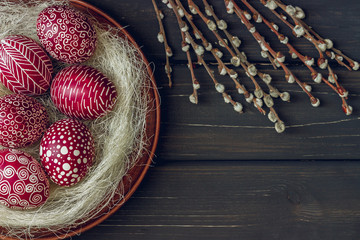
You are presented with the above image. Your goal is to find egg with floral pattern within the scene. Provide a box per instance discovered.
[36,5,97,64]
[0,94,49,148]
[40,118,95,187]
[0,148,50,210]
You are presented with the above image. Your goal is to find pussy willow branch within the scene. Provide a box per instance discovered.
[167,0,244,113]
[240,0,352,115]
[188,0,275,114]
[201,0,290,104]
[272,0,359,71]
[152,0,173,87]
[184,0,287,131]
[227,0,320,108]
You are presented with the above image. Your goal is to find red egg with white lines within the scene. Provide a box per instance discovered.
[0,35,53,95]
[40,118,95,186]
[0,94,49,148]
[0,148,50,210]
[50,65,117,120]
[36,5,97,64]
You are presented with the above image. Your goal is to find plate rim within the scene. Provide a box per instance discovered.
[0,0,161,239]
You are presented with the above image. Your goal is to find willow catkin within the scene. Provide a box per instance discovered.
[0,0,150,238]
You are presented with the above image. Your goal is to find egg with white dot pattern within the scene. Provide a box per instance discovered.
[40,118,94,187]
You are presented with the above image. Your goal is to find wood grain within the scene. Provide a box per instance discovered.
[70,0,360,239]
[75,161,360,240]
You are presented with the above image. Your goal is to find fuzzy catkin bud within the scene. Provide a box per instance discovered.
[214,49,223,58]
[226,1,234,14]
[189,5,197,14]
[157,32,164,43]
[352,61,359,71]
[195,45,205,56]
[215,83,225,93]
[304,57,314,66]
[265,0,278,10]
[207,20,217,31]
[254,89,264,99]
[180,22,189,32]
[317,41,327,52]
[268,111,277,123]
[219,39,228,48]
[244,11,252,20]
[246,93,254,103]
[177,7,185,17]
[264,95,274,107]
[304,84,312,92]
[295,6,305,19]
[261,73,272,84]
[324,39,333,49]
[286,74,295,84]
[280,92,290,102]
[286,5,296,16]
[223,94,232,103]
[261,50,268,58]
[217,20,227,30]
[237,87,245,95]
[233,102,243,113]
[275,121,285,133]
[205,6,213,16]
[182,42,190,52]
[232,36,241,47]
[293,25,305,37]
[312,73,322,83]
[205,42,213,51]
[189,94,198,104]
[248,64,257,76]
[193,81,200,90]
[311,98,320,107]
[255,98,263,108]
[219,66,227,76]
[317,58,328,69]
[280,36,289,44]
[229,69,238,79]
[254,13,262,23]
[328,73,337,84]
[231,56,241,67]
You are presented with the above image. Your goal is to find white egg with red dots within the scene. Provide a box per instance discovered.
[40,118,95,187]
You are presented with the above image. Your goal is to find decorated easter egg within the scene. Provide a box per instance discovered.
[0,148,50,210]
[36,5,97,64]
[40,118,95,186]
[51,65,117,120]
[0,35,53,95]
[0,94,49,148]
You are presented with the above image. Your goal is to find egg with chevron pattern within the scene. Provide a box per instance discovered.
[0,35,53,95]
[50,65,117,120]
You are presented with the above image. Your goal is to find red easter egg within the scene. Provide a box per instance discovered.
[0,148,50,210]
[50,65,117,120]
[0,35,53,95]
[40,118,95,187]
[0,94,49,148]
[36,5,97,64]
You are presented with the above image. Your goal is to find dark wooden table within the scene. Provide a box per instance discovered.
[74,0,360,239]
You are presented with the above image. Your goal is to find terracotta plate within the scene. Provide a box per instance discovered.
[0,0,160,239]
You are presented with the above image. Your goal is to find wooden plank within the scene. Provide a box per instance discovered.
[83,0,360,160]
[74,161,360,240]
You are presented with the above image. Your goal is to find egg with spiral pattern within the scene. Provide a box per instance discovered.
[50,65,117,120]
[36,5,97,64]
[0,148,50,210]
